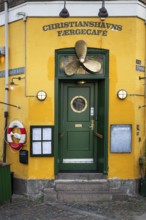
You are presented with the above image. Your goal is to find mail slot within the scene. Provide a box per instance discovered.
[75,124,82,128]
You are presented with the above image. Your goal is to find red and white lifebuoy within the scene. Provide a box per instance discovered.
[7,120,26,150]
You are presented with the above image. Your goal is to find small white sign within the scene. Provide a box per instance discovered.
[43,142,52,154]
[90,107,94,116]
[32,142,41,154]
[43,128,52,140]
[32,128,41,140]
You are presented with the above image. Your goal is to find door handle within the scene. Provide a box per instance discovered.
[94,132,103,139]
[89,120,94,130]
[59,132,64,139]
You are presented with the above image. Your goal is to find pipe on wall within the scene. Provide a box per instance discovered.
[17,11,35,97]
[3,0,9,162]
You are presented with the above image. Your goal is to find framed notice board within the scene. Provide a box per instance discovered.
[110,124,132,153]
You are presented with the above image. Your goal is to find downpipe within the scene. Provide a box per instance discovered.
[16,11,35,97]
[3,0,9,163]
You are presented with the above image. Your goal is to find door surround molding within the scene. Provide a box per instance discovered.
[54,47,109,175]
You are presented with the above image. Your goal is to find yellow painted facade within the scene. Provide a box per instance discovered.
[0,16,146,181]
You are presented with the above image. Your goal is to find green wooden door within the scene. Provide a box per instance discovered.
[59,82,97,171]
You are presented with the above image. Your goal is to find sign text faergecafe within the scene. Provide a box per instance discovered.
[42,21,123,36]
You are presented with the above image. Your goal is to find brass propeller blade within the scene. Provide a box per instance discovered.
[75,40,87,63]
[64,60,81,75]
[83,60,102,73]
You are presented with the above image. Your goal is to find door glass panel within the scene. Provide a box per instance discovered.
[68,86,90,122]
[71,96,87,113]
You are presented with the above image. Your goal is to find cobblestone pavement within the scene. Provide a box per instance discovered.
[0,195,146,220]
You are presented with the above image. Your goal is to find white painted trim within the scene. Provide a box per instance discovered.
[55,179,107,183]
[0,1,146,26]
[63,159,94,163]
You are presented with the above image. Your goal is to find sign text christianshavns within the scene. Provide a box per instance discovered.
[42,21,123,36]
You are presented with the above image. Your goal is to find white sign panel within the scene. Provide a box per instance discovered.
[111,124,132,153]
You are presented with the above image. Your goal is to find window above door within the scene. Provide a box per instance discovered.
[59,54,104,75]
[56,48,109,79]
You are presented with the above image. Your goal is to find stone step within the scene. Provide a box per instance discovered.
[57,191,112,202]
[43,188,128,203]
[43,188,57,202]
[56,173,106,180]
[42,173,130,203]
[55,179,109,192]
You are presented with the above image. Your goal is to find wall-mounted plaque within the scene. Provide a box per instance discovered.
[110,124,132,153]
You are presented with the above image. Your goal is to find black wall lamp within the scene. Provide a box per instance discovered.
[9,76,25,90]
[0,47,5,57]
[98,0,108,20]
[139,76,146,80]
[59,0,70,18]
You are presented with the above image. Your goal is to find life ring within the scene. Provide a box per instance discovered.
[7,120,26,150]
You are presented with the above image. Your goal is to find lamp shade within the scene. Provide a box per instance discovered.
[59,7,70,18]
[98,6,108,19]
[59,0,70,18]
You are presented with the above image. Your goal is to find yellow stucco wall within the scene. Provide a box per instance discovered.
[0,17,145,180]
